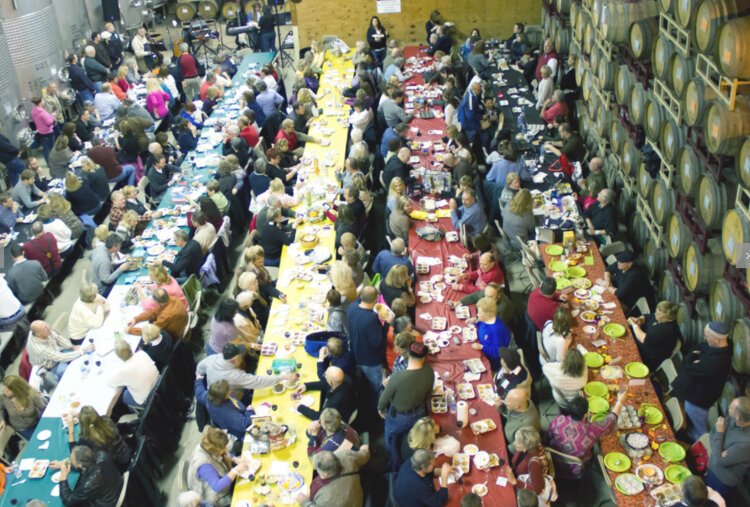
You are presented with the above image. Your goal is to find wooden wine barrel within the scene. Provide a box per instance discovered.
[705,96,750,155]
[610,119,627,154]
[584,21,595,55]
[542,6,551,36]
[556,27,572,55]
[575,54,587,86]
[659,117,686,165]
[660,271,680,303]
[737,137,750,187]
[600,1,660,44]
[652,179,675,226]
[677,299,711,352]
[684,77,718,126]
[659,0,675,14]
[548,18,559,46]
[571,2,580,29]
[630,211,650,246]
[652,36,675,81]
[694,0,750,56]
[683,244,726,293]
[591,46,602,77]
[731,318,750,375]
[597,54,617,91]
[615,65,635,105]
[621,136,642,175]
[582,69,594,101]
[583,0,594,8]
[575,9,589,43]
[717,16,750,79]
[669,53,695,98]
[629,82,647,125]
[667,213,690,258]
[557,0,572,14]
[617,179,634,217]
[587,90,601,119]
[675,0,698,28]
[645,95,666,141]
[644,238,669,278]
[722,208,750,264]
[638,162,655,199]
[718,375,741,415]
[595,107,613,140]
[630,17,659,61]
[579,113,594,145]
[711,279,745,323]
[592,0,607,27]
[678,145,701,197]
[697,173,732,229]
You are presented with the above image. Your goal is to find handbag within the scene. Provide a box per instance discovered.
[518,472,558,506]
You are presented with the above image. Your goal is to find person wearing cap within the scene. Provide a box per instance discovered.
[196,344,296,402]
[378,342,435,471]
[672,321,733,442]
[103,23,124,67]
[600,250,652,312]
[295,365,355,422]
[706,396,750,500]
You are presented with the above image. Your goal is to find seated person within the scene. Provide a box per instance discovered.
[146,154,178,202]
[186,426,248,506]
[140,323,174,371]
[394,449,450,507]
[258,206,297,267]
[27,320,92,380]
[450,189,487,240]
[295,365,355,422]
[599,249,652,312]
[494,348,531,399]
[0,375,47,439]
[107,338,159,408]
[306,407,360,456]
[584,189,618,242]
[194,378,254,440]
[127,288,188,340]
[68,282,110,345]
[628,300,682,371]
[452,252,505,293]
[65,405,132,473]
[51,445,123,506]
[542,349,588,409]
[162,229,204,283]
[301,447,371,507]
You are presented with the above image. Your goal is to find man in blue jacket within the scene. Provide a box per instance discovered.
[458,80,483,142]
[66,54,97,105]
[194,377,255,440]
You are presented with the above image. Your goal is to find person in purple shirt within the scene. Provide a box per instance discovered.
[187,426,248,506]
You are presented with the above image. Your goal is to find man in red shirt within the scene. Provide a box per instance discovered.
[274,119,319,157]
[535,38,559,82]
[452,252,505,294]
[178,44,201,102]
[239,113,259,148]
[23,221,62,277]
[87,138,135,186]
[527,277,565,331]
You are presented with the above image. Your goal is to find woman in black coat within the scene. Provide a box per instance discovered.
[366,16,388,65]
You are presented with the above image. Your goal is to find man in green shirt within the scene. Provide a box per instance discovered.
[378,342,434,472]
[450,282,514,325]
[495,388,541,453]
[577,157,606,198]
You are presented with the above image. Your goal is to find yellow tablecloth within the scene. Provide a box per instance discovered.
[232,50,353,506]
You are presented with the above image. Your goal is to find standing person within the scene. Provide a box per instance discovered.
[178,44,201,101]
[0,133,25,186]
[672,321,733,442]
[347,287,390,399]
[458,80,483,144]
[31,97,56,163]
[628,300,682,371]
[378,342,434,471]
[131,27,150,74]
[472,297,512,371]
[66,54,97,105]
[104,23,124,66]
[535,38,560,81]
[258,6,276,52]
[367,16,388,65]
[706,396,750,501]
[23,222,61,277]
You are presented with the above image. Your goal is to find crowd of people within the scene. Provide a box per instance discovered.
[0,9,746,507]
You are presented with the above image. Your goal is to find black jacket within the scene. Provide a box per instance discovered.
[107,34,124,64]
[68,63,97,92]
[383,156,411,189]
[146,164,178,201]
[76,118,96,143]
[0,134,19,164]
[83,56,109,83]
[94,42,112,69]
[84,167,111,202]
[164,239,203,278]
[258,221,295,260]
[142,330,174,370]
[67,184,102,216]
[70,418,132,473]
[672,343,732,409]
[298,363,355,422]
[60,450,123,507]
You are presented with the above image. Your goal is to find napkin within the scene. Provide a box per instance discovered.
[433,435,461,457]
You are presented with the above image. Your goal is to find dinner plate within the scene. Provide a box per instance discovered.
[584,352,604,368]
[147,245,165,256]
[583,325,598,334]
[566,266,587,278]
[636,463,664,485]
[664,465,691,484]
[37,430,52,441]
[603,452,631,472]
[556,277,572,290]
[639,404,664,425]
[463,444,479,456]
[549,260,567,272]
[471,483,488,496]
[580,311,598,323]
[604,323,626,338]
[584,381,608,398]
[658,442,686,462]
[588,396,610,414]
[545,245,564,256]
[625,362,650,378]
[615,473,645,496]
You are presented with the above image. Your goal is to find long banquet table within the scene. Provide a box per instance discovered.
[230,50,354,506]
[403,45,516,507]
[0,50,276,507]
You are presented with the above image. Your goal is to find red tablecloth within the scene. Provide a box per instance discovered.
[541,243,685,506]
[404,46,517,507]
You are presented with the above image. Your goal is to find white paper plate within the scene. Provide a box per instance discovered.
[37,430,52,441]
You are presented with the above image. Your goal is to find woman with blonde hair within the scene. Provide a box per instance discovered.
[46,193,83,240]
[629,300,682,370]
[350,173,373,213]
[140,323,173,370]
[234,290,261,343]
[135,263,189,312]
[115,65,130,92]
[187,426,248,506]
[502,188,535,249]
[67,405,132,472]
[92,224,110,248]
[381,264,415,307]
[402,417,440,462]
[387,177,405,212]
[80,156,110,202]
[68,282,110,343]
[0,375,47,439]
[145,77,171,119]
[255,177,300,209]
[330,260,358,303]
[500,172,521,209]
[114,209,139,249]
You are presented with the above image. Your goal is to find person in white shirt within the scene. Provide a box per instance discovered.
[131,27,149,73]
[540,307,573,367]
[27,320,94,379]
[38,209,74,254]
[444,96,460,130]
[108,338,159,407]
[542,348,588,408]
[536,65,554,110]
[260,67,277,91]
[349,100,374,132]
[191,210,217,255]
[0,277,24,330]
[68,283,110,344]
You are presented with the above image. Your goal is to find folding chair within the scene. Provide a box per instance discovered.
[180,275,202,312]
[697,432,712,459]
[115,471,130,507]
[254,137,268,162]
[654,357,679,393]
[633,297,650,316]
[664,397,686,433]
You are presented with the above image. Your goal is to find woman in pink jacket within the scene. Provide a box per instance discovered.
[31,97,56,163]
[145,78,171,120]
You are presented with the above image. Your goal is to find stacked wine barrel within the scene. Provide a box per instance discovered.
[553,1,750,378]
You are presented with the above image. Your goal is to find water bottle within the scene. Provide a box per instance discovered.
[11,461,21,479]
[81,360,90,377]
[538,142,545,164]
[518,109,526,134]
[448,390,457,414]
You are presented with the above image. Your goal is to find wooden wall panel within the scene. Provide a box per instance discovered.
[290,0,543,49]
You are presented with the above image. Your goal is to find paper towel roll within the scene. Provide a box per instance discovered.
[456,400,469,428]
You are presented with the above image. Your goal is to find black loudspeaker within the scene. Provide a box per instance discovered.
[102,0,120,21]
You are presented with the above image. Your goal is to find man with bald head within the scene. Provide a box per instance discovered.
[347,286,391,400]
[127,287,188,339]
[296,364,355,421]
[372,237,414,280]
[495,387,541,453]
[706,396,750,498]
[383,147,413,189]
[578,157,606,198]
[585,188,618,242]
[26,320,94,379]
[453,251,505,294]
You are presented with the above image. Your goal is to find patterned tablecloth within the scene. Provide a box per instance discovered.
[542,243,687,505]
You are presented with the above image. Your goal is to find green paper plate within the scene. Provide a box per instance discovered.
[550,260,567,272]
[615,473,645,496]
[588,396,610,414]
[584,381,609,398]
[556,277,572,290]
[590,412,608,422]
[566,266,587,278]
[546,245,564,256]
[585,352,604,368]
[659,442,686,462]
[625,362,650,378]
[603,452,632,473]
[604,323,626,338]
[638,404,664,425]
[664,465,692,484]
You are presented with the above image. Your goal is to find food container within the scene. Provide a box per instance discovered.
[621,432,653,459]
[300,233,319,249]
